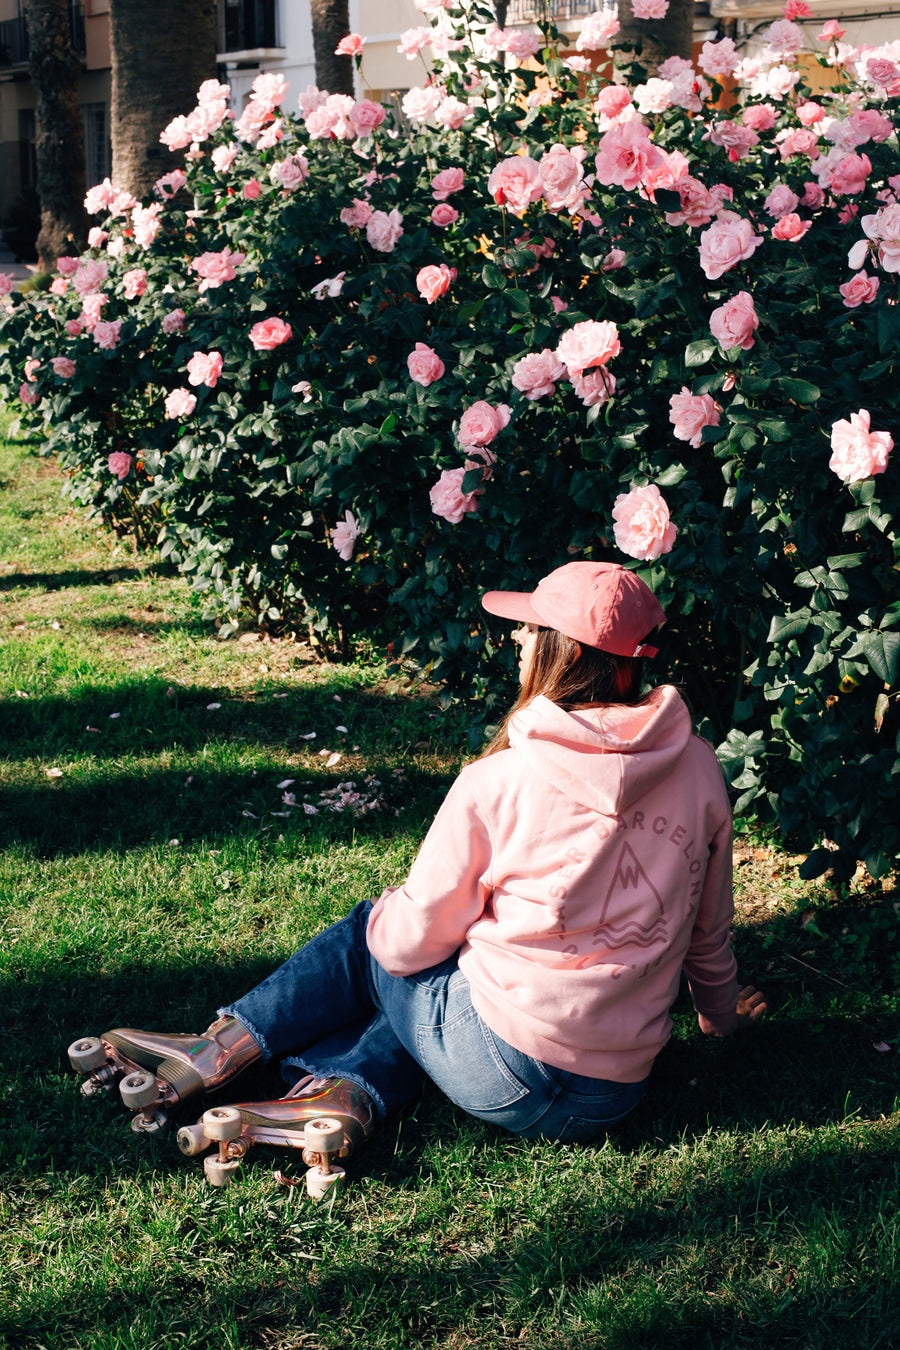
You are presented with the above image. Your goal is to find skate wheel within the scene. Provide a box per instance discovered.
[203,1154,241,1187]
[130,1108,168,1136]
[120,1070,159,1110]
[303,1117,344,1156]
[306,1162,346,1200]
[176,1122,210,1157]
[201,1105,243,1142]
[68,1037,107,1073]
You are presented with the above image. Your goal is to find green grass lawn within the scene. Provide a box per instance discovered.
[1,419,898,1349]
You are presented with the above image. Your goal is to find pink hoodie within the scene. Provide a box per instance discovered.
[366,685,738,1082]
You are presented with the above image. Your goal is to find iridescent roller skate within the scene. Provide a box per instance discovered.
[175,1075,377,1198]
[66,1016,262,1134]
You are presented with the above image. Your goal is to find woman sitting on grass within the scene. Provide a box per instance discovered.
[71,562,765,1184]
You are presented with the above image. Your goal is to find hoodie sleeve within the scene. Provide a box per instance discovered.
[682,810,739,1033]
[365,765,494,976]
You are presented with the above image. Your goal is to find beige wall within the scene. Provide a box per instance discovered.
[359,0,430,97]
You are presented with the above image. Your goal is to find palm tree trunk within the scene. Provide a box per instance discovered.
[615,0,694,77]
[26,0,89,271]
[310,0,353,97]
[109,0,217,200]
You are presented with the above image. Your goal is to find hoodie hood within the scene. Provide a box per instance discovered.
[507,685,693,817]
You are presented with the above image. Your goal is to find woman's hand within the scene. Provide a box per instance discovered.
[698,985,767,1036]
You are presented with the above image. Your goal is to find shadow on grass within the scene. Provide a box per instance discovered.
[0,565,154,592]
[2,676,455,764]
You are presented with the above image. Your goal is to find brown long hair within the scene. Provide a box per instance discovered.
[482,624,647,756]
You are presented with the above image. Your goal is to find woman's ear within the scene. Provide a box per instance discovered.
[572,640,582,660]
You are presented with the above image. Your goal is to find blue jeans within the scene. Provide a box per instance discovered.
[221,899,646,1143]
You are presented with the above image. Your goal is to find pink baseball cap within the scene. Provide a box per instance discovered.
[481,561,666,658]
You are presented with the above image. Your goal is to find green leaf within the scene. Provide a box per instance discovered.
[768,610,811,642]
[857,630,900,683]
[777,377,821,404]
[685,338,716,368]
[482,263,506,291]
[798,848,833,880]
[759,419,791,443]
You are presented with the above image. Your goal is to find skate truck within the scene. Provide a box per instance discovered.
[67,1026,376,1197]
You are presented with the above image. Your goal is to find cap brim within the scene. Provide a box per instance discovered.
[481,589,541,625]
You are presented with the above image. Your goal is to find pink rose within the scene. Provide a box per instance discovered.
[65,320,83,337]
[594,121,666,191]
[271,156,309,190]
[612,484,677,560]
[539,143,587,214]
[432,167,464,201]
[340,198,372,228]
[511,349,567,400]
[632,0,668,17]
[187,350,224,388]
[0,272,15,294]
[416,263,455,303]
[487,156,543,214]
[458,400,511,448]
[669,387,722,446]
[555,320,621,376]
[132,203,162,248]
[594,85,633,120]
[330,510,361,560]
[350,99,385,137]
[825,152,872,196]
[73,259,108,296]
[801,182,825,209]
[51,356,76,378]
[772,213,812,241]
[602,248,626,272]
[698,212,763,279]
[212,143,240,173]
[311,272,346,299]
[24,357,40,381]
[365,208,404,253]
[79,292,106,331]
[742,104,776,131]
[154,169,187,199]
[706,121,759,162]
[817,19,846,41]
[829,409,892,482]
[249,317,292,351]
[250,71,288,108]
[777,128,820,161]
[191,247,245,290]
[576,9,620,50]
[570,367,616,406]
[551,296,569,314]
[407,343,445,386]
[764,185,799,218]
[866,56,900,86]
[244,178,262,199]
[398,26,432,58]
[92,319,122,350]
[56,256,80,277]
[839,270,879,307]
[431,203,459,228]
[429,468,480,524]
[335,33,364,56]
[861,203,900,272]
[160,114,193,150]
[664,176,719,228]
[164,388,197,419]
[698,37,740,77]
[435,97,472,131]
[162,307,186,335]
[401,86,441,124]
[123,267,148,299]
[709,291,758,350]
[19,382,39,406]
[108,452,133,480]
[49,277,68,296]
[796,101,825,126]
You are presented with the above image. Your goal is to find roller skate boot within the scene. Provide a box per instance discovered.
[176,1075,377,1198]
[67,1016,262,1134]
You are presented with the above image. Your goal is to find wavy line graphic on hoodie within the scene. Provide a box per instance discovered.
[590,841,667,949]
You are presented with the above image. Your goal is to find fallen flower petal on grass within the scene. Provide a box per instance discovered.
[873,1040,891,1052]
[46,767,63,778]
[326,752,342,767]
[277,778,295,789]
[207,702,222,710]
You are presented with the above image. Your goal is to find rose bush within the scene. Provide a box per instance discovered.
[0,0,898,878]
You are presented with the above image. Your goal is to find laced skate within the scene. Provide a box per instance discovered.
[66,1016,262,1134]
[175,1074,377,1197]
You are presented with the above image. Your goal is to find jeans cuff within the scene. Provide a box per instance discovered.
[280,1055,388,1123]
[217,1005,274,1063]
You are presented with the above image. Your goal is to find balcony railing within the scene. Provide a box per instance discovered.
[506,0,597,21]
[0,3,86,69]
[216,0,280,55]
